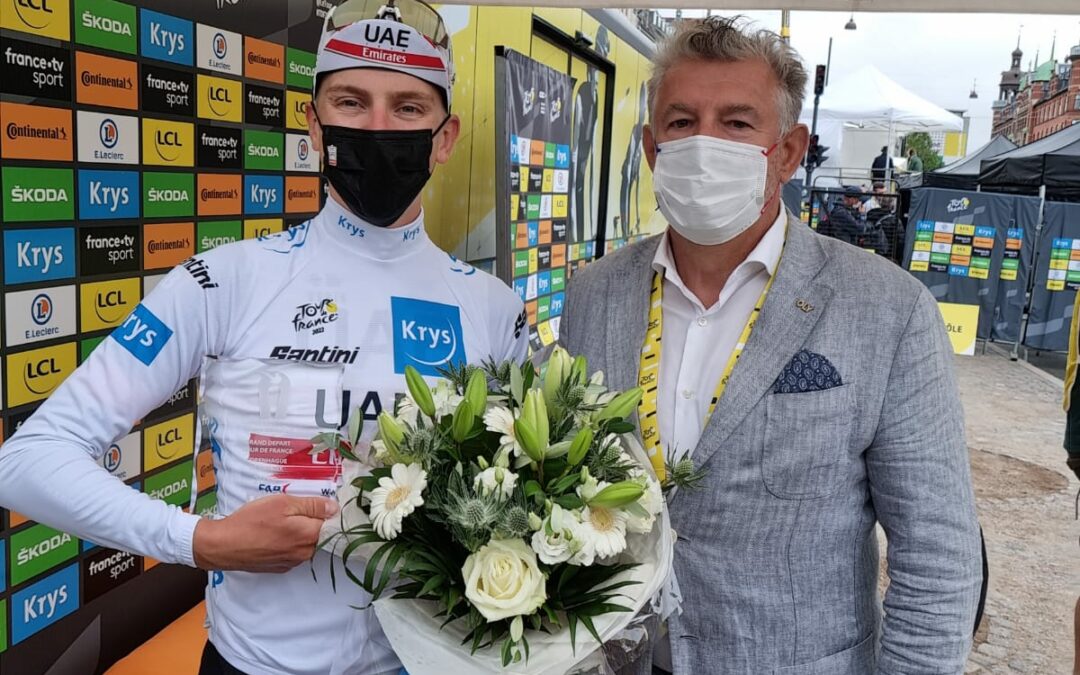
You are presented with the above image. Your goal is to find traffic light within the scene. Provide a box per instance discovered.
[806,134,830,171]
[814,65,826,96]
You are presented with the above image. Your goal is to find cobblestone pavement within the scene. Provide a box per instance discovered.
[953,347,1079,674]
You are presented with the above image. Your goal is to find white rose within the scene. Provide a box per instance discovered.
[626,476,663,534]
[530,504,583,565]
[462,538,547,622]
[474,467,518,500]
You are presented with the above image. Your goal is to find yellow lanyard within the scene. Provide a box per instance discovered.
[637,255,779,480]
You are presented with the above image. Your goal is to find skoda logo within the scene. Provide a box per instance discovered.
[297,138,309,161]
[31,293,53,326]
[213,33,228,59]
[99,119,119,149]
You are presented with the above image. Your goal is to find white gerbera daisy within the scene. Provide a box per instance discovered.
[368,463,428,540]
[579,505,629,560]
[483,406,522,458]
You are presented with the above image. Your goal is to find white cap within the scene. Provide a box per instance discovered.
[315,18,454,109]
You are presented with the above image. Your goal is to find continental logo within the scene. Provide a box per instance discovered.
[79,277,140,332]
[197,174,242,216]
[143,414,194,472]
[141,119,194,167]
[1,0,71,41]
[285,176,321,214]
[1,102,72,161]
[143,222,194,269]
[197,74,241,123]
[244,36,283,84]
[7,342,77,407]
[286,90,311,130]
[76,51,137,110]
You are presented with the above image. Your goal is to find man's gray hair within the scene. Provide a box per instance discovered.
[647,16,808,133]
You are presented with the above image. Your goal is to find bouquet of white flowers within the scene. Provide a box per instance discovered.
[316,347,702,674]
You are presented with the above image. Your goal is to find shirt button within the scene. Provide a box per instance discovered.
[697,317,708,327]
[682,389,694,399]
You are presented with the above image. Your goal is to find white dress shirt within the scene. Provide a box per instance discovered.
[651,209,786,458]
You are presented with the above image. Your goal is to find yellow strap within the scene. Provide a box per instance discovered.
[637,262,778,480]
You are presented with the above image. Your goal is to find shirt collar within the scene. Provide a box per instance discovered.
[652,207,787,290]
[319,194,429,260]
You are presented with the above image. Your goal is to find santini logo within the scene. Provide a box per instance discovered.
[390,297,466,376]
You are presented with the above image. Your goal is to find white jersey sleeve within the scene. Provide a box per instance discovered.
[0,263,223,567]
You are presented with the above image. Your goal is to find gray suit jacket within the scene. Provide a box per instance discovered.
[562,216,981,674]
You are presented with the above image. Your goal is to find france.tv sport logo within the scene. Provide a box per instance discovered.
[391,297,467,376]
[111,303,173,366]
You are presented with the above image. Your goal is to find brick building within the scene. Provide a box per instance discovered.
[992,41,1080,145]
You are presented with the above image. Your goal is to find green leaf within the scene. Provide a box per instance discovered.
[373,544,406,598]
[363,542,396,592]
[604,420,635,434]
[510,365,525,406]
[546,472,581,495]
[553,495,584,510]
[501,636,513,667]
[418,574,446,598]
[567,613,578,654]
[522,634,530,663]
[580,614,602,647]
[523,480,544,500]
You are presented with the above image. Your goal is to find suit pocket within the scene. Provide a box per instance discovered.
[762,384,854,499]
[773,632,876,674]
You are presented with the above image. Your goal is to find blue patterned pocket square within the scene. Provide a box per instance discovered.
[773,350,843,394]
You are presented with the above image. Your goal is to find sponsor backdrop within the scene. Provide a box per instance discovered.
[0,0,661,671]
[0,0,323,670]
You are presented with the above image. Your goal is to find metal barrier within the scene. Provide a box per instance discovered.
[806,184,905,265]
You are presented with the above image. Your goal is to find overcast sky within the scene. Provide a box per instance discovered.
[656,9,1080,151]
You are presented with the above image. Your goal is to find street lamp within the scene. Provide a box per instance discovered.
[845,13,857,30]
[969,79,978,99]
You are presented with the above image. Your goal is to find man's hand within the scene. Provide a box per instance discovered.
[192,494,339,573]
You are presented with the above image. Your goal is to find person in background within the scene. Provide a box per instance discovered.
[560,15,981,674]
[871,145,893,182]
[828,185,866,245]
[907,147,924,173]
[1062,291,1080,675]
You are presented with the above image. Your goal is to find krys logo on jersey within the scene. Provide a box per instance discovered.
[3,228,75,285]
[79,169,139,220]
[111,303,174,367]
[5,285,77,348]
[81,225,140,276]
[77,111,139,165]
[80,277,141,332]
[140,9,192,66]
[1,37,71,101]
[74,0,136,55]
[2,166,73,222]
[390,297,467,376]
[142,118,195,167]
[1,0,71,41]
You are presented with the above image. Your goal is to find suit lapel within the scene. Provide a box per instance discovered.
[691,214,834,468]
[604,235,662,393]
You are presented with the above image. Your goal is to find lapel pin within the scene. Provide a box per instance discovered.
[795,299,815,313]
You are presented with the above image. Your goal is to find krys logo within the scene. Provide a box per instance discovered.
[3,228,75,285]
[947,197,972,213]
[111,303,173,366]
[140,10,192,66]
[293,298,338,334]
[78,170,139,220]
[390,297,466,376]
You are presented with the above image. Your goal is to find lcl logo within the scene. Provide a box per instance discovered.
[208,86,233,117]
[24,357,61,394]
[15,0,53,30]
[155,129,182,162]
[95,289,129,324]
[156,428,183,459]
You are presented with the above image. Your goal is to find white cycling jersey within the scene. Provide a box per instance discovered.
[0,196,528,675]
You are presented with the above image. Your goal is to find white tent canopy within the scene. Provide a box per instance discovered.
[803,65,963,132]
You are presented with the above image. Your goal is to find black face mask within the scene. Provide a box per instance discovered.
[319,117,448,228]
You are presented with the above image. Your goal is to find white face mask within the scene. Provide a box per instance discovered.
[652,134,778,246]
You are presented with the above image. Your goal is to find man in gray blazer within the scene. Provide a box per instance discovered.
[561,17,981,674]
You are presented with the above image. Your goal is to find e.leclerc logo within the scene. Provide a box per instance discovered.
[140,9,192,66]
[76,111,138,165]
[2,228,75,285]
[5,284,77,347]
[78,169,139,220]
[390,297,467,376]
[196,23,240,74]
